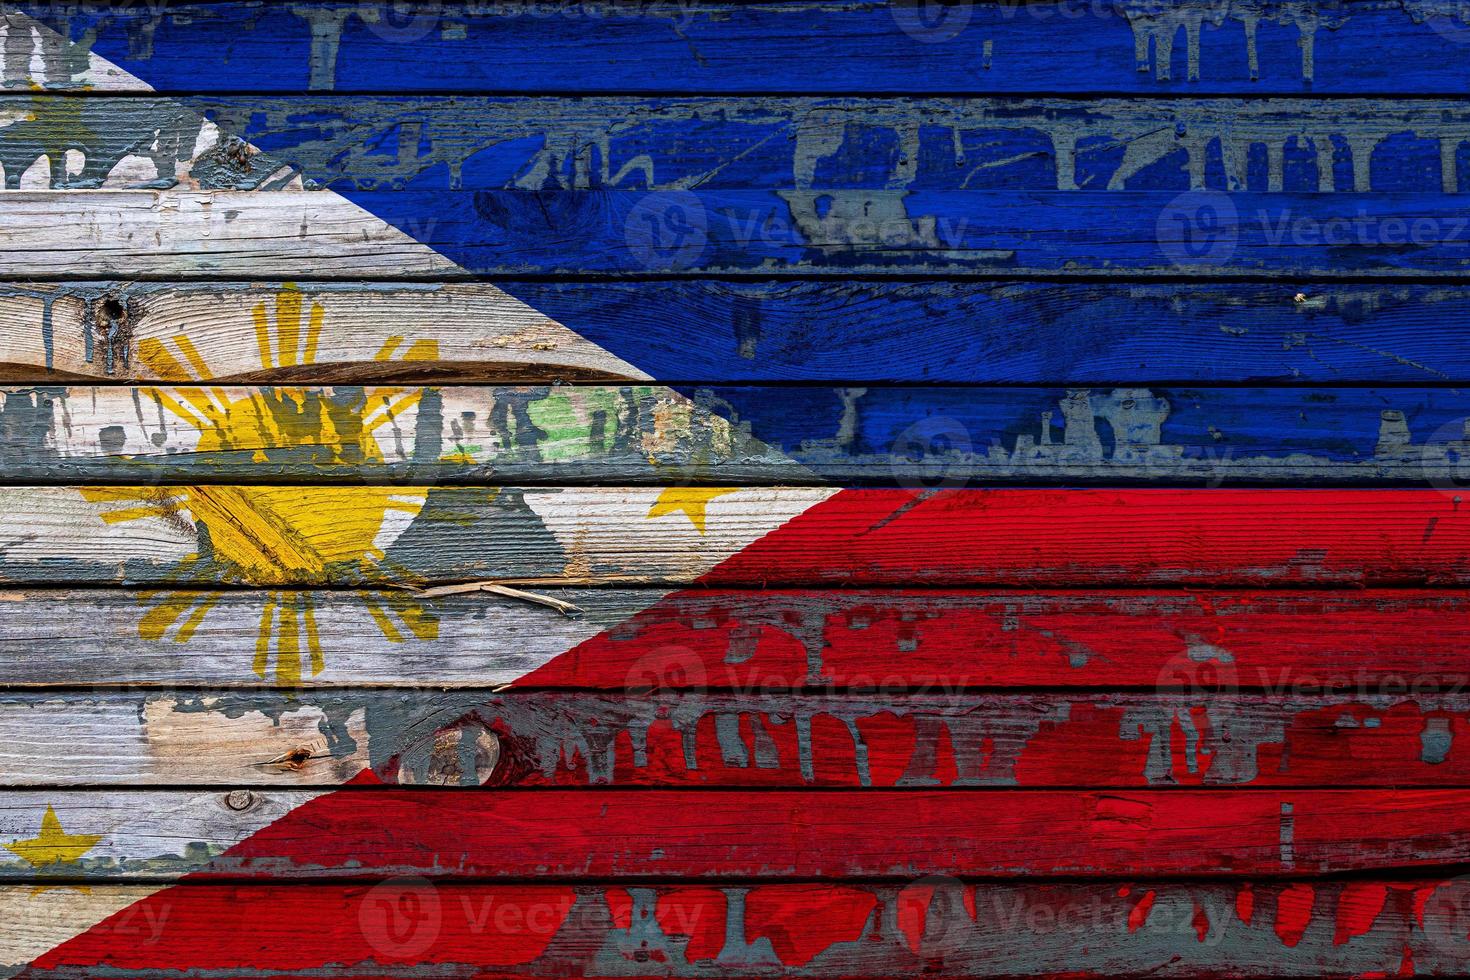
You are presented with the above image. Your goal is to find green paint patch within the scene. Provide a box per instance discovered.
[526,386,653,462]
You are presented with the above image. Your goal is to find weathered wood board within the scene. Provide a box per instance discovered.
[5,689,1470,789]
[12,383,1470,485]
[14,879,1470,978]
[0,281,645,384]
[6,787,1470,880]
[12,281,1470,386]
[3,588,1464,691]
[10,96,1470,196]
[10,188,1470,277]
[8,2,1470,976]
[1,486,1469,587]
[17,1,1470,96]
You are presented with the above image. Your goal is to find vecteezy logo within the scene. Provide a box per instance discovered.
[624,643,709,695]
[1155,638,1240,732]
[358,0,444,41]
[898,875,972,960]
[890,416,975,490]
[624,192,710,271]
[1423,876,1470,958]
[1425,1,1470,44]
[890,0,974,42]
[359,877,442,960]
[1419,415,1470,495]
[1156,190,1239,268]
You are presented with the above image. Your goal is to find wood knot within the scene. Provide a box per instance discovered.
[88,293,138,375]
[281,746,314,770]
[224,790,257,812]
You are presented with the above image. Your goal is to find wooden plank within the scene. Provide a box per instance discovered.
[11,383,1470,485]
[19,1,1470,96]
[0,487,1468,587]
[14,878,1470,977]
[0,587,615,688]
[701,488,1470,587]
[0,190,466,278]
[9,189,1470,277]
[8,788,1470,879]
[0,484,833,587]
[3,588,1467,692]
[0,282,644,384]
[6,689,1470,789]
[14,95,1470,196]
[0,10,147,93]
[6,281,1470,385]
[0,96,296,193]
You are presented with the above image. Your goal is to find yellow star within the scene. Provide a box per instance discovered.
[4,806,102,868]
[645,487,740,535]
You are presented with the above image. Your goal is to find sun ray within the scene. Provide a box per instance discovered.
[253,597,277,679]
[359,592,405,643]
[363,389,423,431]
[170,333,215,383]
[138,591,200,641]
[173,593,219,644]
[403,339,439,362]
[137,337,194,382]
[252,302,275,371]
[373,336,405,361]
[148,386,219,429]
[275,596,303,685]
[94,503,185,525]
[90,287,441,684]
[275,286,303,369]
[382,590,440,641]
[303,301,324,366]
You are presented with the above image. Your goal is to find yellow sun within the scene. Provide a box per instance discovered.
[82,285,442,685]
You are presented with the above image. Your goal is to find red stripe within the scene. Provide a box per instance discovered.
[131,787,1470,879]
[517,588,1470,689]
[478,694,1470,788]
[703,489,1470,585]
[24,879,1459,976]
[28,487,1470,974]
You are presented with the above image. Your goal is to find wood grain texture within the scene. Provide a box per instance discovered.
[14,95,1470,196]
[5,487,1470,587]
[6,281,1470,386]
[6,689,1470,790]
[0,484,832,586]
[10,188,1470,278]
[0,190,462,278]
[0,95,293,193]
[5,588,1465,691]
[9,787,1470,880]
[18,1,1470,96]
[12,3,1470,975]
[0,282,645,385]
[16,878,1470,977]
[12,383,1470,485]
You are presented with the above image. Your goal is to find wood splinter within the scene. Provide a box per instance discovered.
[253,746,323,771]
[402,581,583,617]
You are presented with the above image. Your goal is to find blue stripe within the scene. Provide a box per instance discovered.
[50,1,1470,475]
[30,1,1470,95]
[318,188,1470,276]
[680,385,1470,484]
[480,282,1470,384]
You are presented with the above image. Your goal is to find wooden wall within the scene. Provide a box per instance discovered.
[5,1,1470,976]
